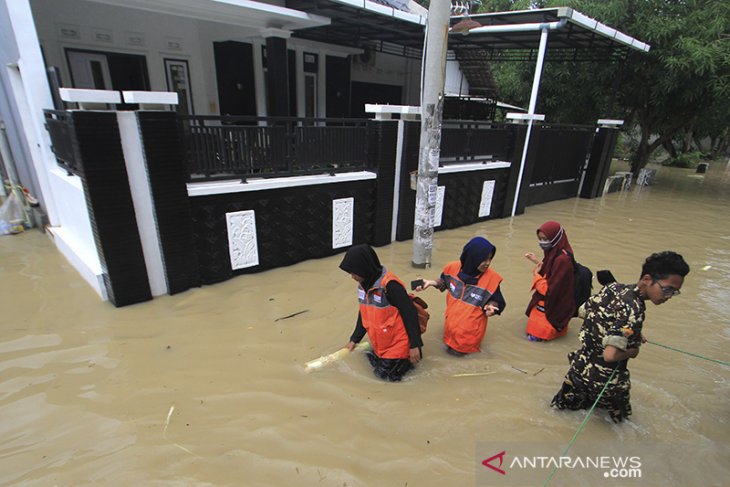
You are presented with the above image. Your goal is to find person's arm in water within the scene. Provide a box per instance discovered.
[345,313,366,351]
[386,280,423,364]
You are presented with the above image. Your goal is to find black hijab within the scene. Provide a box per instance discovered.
[339,244,383,290]
[458,237,496,284]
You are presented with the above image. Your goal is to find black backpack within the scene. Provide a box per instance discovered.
[563,250,593,309]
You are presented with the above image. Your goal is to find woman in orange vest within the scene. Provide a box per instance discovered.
[524,221,576,342]
[340,244,423,381]
[417,237,505,356]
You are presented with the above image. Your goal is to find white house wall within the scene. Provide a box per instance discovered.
[30,0,213,115]
[0,3,44,210]
[1,0,105,297]
[445,59,469,96]
[30,0,417,117]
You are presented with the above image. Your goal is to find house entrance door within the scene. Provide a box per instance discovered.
[213,41,256,117]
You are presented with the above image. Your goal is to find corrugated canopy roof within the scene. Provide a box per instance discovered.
[287,2,649,61]
[286,0,426,58]
[449,7,650,61]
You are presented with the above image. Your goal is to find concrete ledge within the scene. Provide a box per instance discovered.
[187,171,377,196]
[438,161,511,174]
[59,88,121,104]
[506,112,545,123]
[365,104,420,120]
[122,91,178,105]
[597,118,624,127]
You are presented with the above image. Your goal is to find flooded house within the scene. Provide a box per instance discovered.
[0,1,648,306]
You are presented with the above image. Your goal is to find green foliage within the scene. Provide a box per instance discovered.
[613,132,636,160]
[663,151,703,169]
[476,0,540,12]
[474,0,730,175]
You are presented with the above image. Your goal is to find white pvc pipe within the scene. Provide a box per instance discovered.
[511,26,550,218]
[461,20,566,36]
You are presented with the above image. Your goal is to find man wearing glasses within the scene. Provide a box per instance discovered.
[551,251,690,422]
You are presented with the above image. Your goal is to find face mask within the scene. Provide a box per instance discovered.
[538,240,552,250]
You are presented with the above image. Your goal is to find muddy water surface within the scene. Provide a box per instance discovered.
[1,163,728,486]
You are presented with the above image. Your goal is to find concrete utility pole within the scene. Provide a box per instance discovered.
[412,0,450,268]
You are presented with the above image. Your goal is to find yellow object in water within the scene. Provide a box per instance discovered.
[305,341,371,372]
[702,265,712,271]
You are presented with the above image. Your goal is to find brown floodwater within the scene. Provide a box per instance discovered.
[1,163,728,486]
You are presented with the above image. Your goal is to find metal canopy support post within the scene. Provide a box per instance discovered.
[412,0,450,268]
[510,26,550,218]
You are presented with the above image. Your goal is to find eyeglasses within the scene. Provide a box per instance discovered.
[652,278,681,297]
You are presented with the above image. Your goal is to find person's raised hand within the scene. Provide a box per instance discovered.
[418,279,437,291]
[483,303,499,317]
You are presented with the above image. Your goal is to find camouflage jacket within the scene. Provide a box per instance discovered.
[579,283,646,357]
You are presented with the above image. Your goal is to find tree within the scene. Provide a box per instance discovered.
[466,0,730,174]
[594,0,730,173]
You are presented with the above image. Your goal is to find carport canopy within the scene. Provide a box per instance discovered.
[448,7,649,61]
[288,2,649,60]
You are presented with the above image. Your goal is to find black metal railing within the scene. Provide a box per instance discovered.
[440,121,513,164]
[179,115,371,181]
[44,109,81,176]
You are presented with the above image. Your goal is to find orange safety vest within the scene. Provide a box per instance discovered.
[525,275,569,341]
[441,261,503,354]
[358,268,411,359]
[526,303,569,341]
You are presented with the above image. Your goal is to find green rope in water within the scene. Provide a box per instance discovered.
[543,366,618,487]
[543,340,727,485]
[544,341,727,486]
[648,340,730,367]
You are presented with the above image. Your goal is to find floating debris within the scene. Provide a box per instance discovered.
[163,405,199,457]
[275,309,309,322]
[305,342,371,372]
[452,371,495,378]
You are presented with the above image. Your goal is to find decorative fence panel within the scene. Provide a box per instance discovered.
[179,116,370,181]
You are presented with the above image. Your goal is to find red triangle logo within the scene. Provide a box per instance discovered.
[482,450,507,475]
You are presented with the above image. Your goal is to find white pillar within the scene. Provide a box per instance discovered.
[3,0,60,224]
[511,27,550,218]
